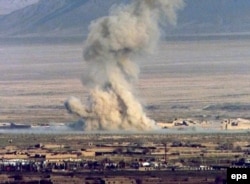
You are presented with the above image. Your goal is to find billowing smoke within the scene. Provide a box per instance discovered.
[65,0,184,131]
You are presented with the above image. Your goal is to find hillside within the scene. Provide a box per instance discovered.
[0,0,126,37]
[0,0,250,38]
[0,0,39,15]
[177,0,250,35]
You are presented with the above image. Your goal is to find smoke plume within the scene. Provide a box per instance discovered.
[65,0,184,131]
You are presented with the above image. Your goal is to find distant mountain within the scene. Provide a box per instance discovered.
[0,0,128,37]
[0,0,39,15]
[176,0,250,35]
[0,0,250,38]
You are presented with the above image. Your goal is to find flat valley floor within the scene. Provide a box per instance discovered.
[0,38,250,125]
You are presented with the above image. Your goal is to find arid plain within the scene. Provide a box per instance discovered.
[0,38,250,183]
[1,39,250,126]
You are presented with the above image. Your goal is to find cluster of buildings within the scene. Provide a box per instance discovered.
[0,136,249,183]
[156,118,250,131]
[221,118,250,130]
[0,140,249,173]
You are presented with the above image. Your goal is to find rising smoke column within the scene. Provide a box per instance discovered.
[65,0,184,131]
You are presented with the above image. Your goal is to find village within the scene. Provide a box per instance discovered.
[0,133,249,183]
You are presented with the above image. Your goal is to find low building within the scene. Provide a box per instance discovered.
[81,151,95,157]
[103,177,137,184]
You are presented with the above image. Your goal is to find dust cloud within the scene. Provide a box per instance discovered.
[65,0,184,131]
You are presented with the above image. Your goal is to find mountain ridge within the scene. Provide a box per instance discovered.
[0,0,39,15]
[0,0,250,38]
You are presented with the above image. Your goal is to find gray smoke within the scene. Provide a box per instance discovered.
[65,0,184,131]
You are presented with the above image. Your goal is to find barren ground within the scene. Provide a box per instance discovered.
[0,39,250,124]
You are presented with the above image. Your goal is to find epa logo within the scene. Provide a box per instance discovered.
[227,168,250,184]
[231,174,247,181]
